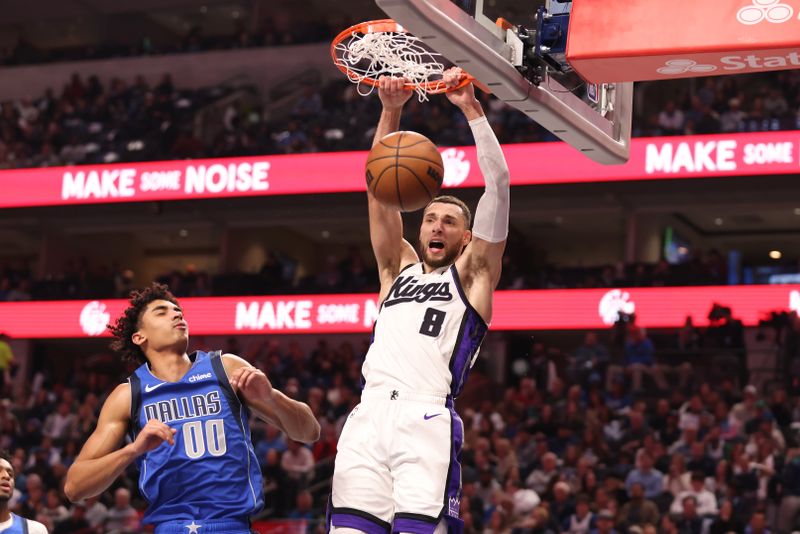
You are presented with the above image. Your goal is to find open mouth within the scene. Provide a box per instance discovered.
[428,240,445,251]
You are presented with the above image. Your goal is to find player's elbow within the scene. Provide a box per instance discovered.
[303,417,321,443]
[63,477,82,503]
[63,465,93,502]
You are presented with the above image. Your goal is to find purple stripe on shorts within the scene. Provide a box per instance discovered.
[332,513,389,534]
[445,399,463,523]
[393,517,437,534]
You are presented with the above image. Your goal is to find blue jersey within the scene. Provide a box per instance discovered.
[129,350,264,526]
[1,514,30,534]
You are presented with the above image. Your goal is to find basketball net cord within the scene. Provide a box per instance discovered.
[333,31,446,102]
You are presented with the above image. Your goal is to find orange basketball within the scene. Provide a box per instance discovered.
[365,131,444,212]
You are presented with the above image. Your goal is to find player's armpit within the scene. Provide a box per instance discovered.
[455,242,504,323]
[465,237,506,288]
[377,238,419,301]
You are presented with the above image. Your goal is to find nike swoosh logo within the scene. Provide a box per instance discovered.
[145,382,166,393]
[424,413,441,420]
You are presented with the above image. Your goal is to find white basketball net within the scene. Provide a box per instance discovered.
[333,31,446,102]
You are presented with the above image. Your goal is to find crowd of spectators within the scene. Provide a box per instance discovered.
[1,9,349,66]
[0,244,771,302]
[1,310,800,533]
[636,71,800,137]
[0,71,245,170]
[3,67,800,171]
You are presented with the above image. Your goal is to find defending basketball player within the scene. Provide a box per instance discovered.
[64,283,320,534]
[329,67,509,534]
[0,450,49,534]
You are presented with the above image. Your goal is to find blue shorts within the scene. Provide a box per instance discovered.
[154,518,252,533]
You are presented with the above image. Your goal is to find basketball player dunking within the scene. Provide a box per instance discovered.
[329,68,509,534]
[64,283,320,534]
[0,451,48,534]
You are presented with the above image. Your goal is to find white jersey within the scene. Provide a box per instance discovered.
[362,262,488,397]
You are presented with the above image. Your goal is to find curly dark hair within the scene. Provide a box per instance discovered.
[0,448,10,465]
[108,283,179,364]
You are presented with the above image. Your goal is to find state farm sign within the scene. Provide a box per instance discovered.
[0,285,796,339]
[567,0,800,83]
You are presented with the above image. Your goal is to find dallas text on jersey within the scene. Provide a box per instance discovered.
[143,391,222,424]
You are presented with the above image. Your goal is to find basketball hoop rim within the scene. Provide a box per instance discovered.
[330,18,473,94]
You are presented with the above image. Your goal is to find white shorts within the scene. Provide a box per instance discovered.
[329,388,464,534]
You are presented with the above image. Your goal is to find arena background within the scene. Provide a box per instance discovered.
[1,0,800,532]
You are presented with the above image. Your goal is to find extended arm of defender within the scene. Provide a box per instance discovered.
[66,383,176,501]
[368,76,419,296]
[245,389,320,443]
[224,354,320,443]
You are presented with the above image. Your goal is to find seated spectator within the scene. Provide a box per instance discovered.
[720,98,746,132]
[476,466,502,508]
[729,385,759,434]
[663,455,691,499]
[589,509,618,534]
[461,468,484,532]
[52,501,93,534]
[674,496,703,534]
[526,452,559,495]
[745,511,771,534]
[623,327,668,392]
[617,482,660,532]
[660,514,679,534]
[670,471,718,517]
[42,402,76,442]
[104,487,140,534]
[569,332,610,387]
[287,490,314,520]
[669,428,700,460]
[625,451,664,500]
[658,101,685,135]
[280,440,315,485]
[508,477,540,523]
[778,448,800,533]
[550,481,575,525]
[255,424,288,467]
[83,494,107,530]
[709,500,742,534]
[563,494,595,534]
[39,488,68,526]
[706,459,732,503]
[603,377,632,414]
[685,442,715,478]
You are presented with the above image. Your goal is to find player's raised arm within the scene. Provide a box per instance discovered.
[224,354,320,443]
[369,76,420,297]
[446,69,510,318]
[65,383,177,501]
